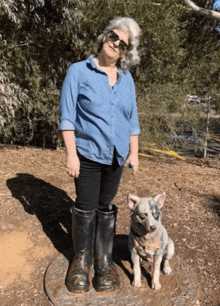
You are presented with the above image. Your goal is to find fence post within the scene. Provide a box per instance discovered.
[204,97,211,158]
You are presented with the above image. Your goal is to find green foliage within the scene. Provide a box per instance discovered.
[179,10,220,95]
[0,0,220,151]
[138,83,188,147]
[0,35,60,147]
[0,64,60,147]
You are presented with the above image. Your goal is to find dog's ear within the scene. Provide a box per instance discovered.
[154,192,166,208]
[128,194,141,210]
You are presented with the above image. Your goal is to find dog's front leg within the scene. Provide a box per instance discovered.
[152,253,163,290]
[163,238,174,275]
[131,249,142,287]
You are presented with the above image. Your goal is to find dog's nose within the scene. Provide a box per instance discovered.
[150,225,157,231]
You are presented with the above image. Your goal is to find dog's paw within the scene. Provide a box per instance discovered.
[132,279,142,287]
[152,281,161,290]
[163,266,172,275]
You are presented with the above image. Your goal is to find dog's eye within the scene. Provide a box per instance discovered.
[152,210,160,220]
[139,213,147,220]
[153,213,159,220]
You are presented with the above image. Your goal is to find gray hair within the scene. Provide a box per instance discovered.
[96,17,141,70]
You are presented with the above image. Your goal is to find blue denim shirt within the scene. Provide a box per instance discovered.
[59,55,140,166]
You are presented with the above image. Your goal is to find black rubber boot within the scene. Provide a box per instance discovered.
[65,205,96,292]
[94,205,120,292]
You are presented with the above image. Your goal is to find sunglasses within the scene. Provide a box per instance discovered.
[107,30,129,51]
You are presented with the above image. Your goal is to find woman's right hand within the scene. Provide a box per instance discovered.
[66,155,80,178]
[61,130,80,178]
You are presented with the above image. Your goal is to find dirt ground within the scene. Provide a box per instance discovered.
[0,145,219,306]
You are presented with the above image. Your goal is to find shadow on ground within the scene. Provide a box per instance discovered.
[7,173,74,256]
[113,234,151,287]
[209,196,220,217]
[6,174,136,273]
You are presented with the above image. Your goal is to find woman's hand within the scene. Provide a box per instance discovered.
[127,135,139,174]
[66,154,80,178]
[126,153,139,174]
[61,130,80,178]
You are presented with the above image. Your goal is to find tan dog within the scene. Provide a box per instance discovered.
[128,192,174,290]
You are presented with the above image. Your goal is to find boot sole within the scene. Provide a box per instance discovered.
[94,283,119,292]
[66,282,89,293]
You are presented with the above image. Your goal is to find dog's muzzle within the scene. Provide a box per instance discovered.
[150,225,157,231]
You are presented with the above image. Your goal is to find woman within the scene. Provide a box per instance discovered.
[59,16,141,293]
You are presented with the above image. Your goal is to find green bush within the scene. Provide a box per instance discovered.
[137,83,189,147]
[0,53,60,147]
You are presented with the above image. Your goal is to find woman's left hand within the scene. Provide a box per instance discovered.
[125,153,139,174]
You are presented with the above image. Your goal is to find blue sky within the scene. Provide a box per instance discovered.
[213,0,220,9]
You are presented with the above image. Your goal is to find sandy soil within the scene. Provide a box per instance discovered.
[0,146,219,306]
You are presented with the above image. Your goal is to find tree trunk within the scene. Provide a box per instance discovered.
[204,98,211,158]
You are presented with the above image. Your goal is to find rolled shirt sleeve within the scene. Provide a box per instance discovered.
[129,75,140,136]
[59,66,78,131]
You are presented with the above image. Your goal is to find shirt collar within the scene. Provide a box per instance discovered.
[86,54,97,69]
[86,54,126,75]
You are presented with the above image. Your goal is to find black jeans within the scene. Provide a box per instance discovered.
[74,151,123,211]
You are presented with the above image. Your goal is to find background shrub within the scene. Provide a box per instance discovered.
[1,0,220,151]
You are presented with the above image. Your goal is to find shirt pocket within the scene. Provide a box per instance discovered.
[78,83,103,110]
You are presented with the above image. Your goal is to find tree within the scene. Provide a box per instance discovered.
[183,0,220,19]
